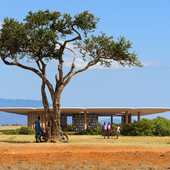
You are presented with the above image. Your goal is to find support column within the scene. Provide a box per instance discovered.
[27,112,30,128]
[125,111,128,124]
[111,116,113,124]
[31,112,34,129]
[121,116,124,123]
[138,112,140,121]
[84,111,87,130]
[128,114,132,123]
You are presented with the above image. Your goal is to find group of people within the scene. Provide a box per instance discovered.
[33,117,121,142]
[102,122,120,139]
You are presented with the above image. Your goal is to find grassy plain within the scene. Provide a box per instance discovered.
[0,134,170,148]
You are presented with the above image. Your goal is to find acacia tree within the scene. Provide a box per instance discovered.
[0,10,142,142]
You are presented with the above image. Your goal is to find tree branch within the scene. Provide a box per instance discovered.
[63,47,76,81]
[56,26,81,88]
[1,56,55,96]
[63,25,82,46]
[72,56,100,76]
[36,60,42,72]
[57,62,63,86]
[63,56,99,88]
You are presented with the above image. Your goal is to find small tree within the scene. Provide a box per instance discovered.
[0,10,142,142]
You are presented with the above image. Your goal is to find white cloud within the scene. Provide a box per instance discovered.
[50,42,134,70]
[48,43,160,70]
[62,57,134,70]
[141,61,160,67]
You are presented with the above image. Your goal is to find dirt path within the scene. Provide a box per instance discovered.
[0,143,170,169]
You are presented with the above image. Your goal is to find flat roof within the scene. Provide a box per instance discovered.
[0,107,170,116]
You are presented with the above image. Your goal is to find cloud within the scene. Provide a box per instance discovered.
[49,42,134,70]
[141,61,160,67]
[46,43,161,70]
[61,57,134,70]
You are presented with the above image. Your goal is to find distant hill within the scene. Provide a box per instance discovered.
[0,98,52,107]
[0,98,52,126]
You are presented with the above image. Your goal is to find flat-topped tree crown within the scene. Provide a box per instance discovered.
[0,10,142,142]
[0,10,100,62]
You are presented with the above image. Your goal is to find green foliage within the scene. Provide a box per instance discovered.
[132,119,154,136]
[120,117,170,136]
[75,129,101,135]
[75,122,116,136]
[2,127,35,135]
[0,10,99,62]
[0,10,141,69]
[68,124,73,129]
[74,33,142,68]
[111,123,117,136]
[74,117,170,136]
[119,123,134,136]
[153,116,170,136]
[120,119,154,136]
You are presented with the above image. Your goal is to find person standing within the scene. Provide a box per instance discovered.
[33,116,43,142]
[107,122,111,139]
[116,124,120,139]
[102,122,107,139]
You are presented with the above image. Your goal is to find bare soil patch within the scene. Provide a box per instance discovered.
[0,141,170,170]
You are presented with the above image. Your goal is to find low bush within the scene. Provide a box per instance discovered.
[153,116,170,136]
[75,122,116,136]
[75,117,170,136]
[68,124,73,129]
[119,123,133,136]
[2,127,35,135]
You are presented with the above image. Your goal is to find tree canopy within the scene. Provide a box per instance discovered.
[0,10,142,142]
[0,10,141,76]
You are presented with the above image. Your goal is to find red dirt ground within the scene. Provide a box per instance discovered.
[0,143,170,169]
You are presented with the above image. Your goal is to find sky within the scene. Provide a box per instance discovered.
[0,0,170,121]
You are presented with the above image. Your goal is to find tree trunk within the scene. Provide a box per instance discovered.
[41,81,52,142]
[50,90,62,142]
[41,81,62,142]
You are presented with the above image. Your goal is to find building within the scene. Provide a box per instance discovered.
[0,107,170,130]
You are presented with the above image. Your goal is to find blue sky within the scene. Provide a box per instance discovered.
[0,0,170,121]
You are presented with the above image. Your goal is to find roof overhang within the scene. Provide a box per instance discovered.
[0,107,170,116]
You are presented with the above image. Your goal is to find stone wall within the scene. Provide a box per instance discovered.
[86,114,98,129]
[72,114,84,130]
[72,114,98,130]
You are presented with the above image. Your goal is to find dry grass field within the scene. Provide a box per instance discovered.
[0,126,23,132]
[0,135,170,169]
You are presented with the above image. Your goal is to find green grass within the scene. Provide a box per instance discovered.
[0,134,170,147]
[0,135,35,143]
[67,135,170,148]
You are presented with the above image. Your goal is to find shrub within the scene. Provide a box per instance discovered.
[153,116,170,136]
[74,122,117,136]
[111,124,117,136]
[120,119,155,136]
[119,123,133,136]
[68,124,73,129]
